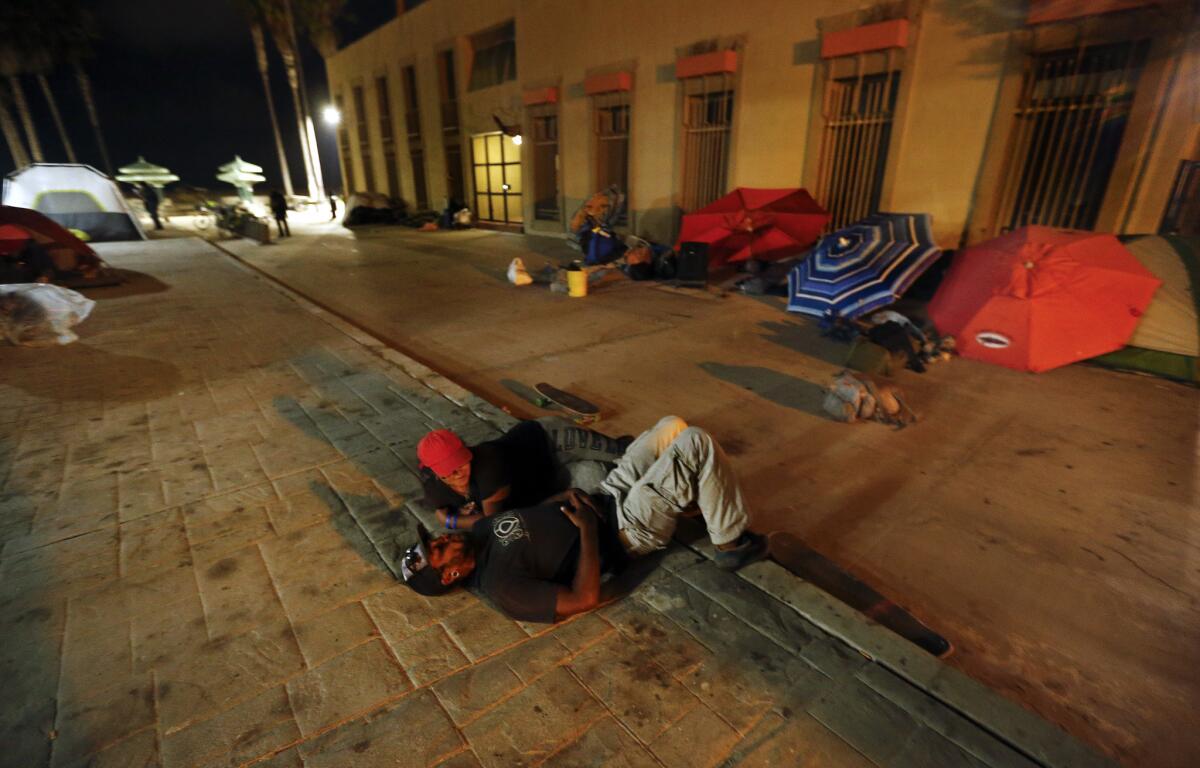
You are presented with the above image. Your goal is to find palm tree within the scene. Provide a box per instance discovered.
[263,0,317,198]
[75,60,112,175]
[286,0,324,200]
[235,0,294,197]
[253,19,294,196]
[26,0,84,163]
[298,0,346,199]
[298,0,346,61]
[36,72,75,163]
[0,6,44,162]
[0,82,31,168]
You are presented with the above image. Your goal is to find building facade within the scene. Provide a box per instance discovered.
[324,0,1199,247]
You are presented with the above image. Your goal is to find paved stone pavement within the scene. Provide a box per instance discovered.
[0,238,1112,768]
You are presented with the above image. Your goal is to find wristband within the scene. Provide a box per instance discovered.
[447,513,457,530]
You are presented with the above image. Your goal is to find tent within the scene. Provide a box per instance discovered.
[0,205,100,268]
[0,206,120,286]
[928,226,1161,373]
[1091,235,1200,383]
[2,164,146,242]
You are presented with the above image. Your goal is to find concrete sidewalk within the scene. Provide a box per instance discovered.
[218,219,1200,768]
[1,238,1110,767]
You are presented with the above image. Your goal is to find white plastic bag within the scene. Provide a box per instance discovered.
[507,257,533,286]
[0,284,95,346]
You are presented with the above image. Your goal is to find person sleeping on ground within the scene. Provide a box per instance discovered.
[402,416,770,622]
[416,418,630,531]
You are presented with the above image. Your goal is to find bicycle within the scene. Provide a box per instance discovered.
[192,202,217,233]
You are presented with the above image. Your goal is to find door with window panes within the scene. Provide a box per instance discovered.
[471,132,522,224]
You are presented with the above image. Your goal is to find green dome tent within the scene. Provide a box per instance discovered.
[1092,235,1200,383]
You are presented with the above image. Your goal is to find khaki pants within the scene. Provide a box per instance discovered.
[602,416,748,555]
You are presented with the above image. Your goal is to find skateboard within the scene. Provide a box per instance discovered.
[533,383,601,425]
[769,532,951,657]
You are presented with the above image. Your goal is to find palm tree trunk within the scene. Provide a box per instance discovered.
[7,75,43,163]
[37,73,76,163]
[74,62,112,175]
[0,100,30,168]
[252,23,293,197]
[284,0,325,200]
[281,49,316,198]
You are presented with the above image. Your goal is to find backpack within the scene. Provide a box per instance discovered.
[823,370,916,427]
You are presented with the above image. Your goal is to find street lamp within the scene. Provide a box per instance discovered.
[322,105,342,126]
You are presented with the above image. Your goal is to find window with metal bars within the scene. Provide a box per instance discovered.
[375,75,400,198]
[401,65,428,209]
[814,52,901,231]
[437,50,460,132]
[593,91,630,225]
[680,73,734,212]
[995,39,1149,233]
[530,105,559,221]
[468,21,516,91]
[437,50,465,203]
[335,93,356,193]
[352,85,376,192]
[1160,160,1200,236]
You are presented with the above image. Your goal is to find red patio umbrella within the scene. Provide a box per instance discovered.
[928,226,1161,372]
[676,188,830,267]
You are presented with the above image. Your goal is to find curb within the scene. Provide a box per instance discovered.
[206,236,1116,768]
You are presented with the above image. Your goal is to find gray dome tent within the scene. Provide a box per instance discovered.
[2,164,146,242]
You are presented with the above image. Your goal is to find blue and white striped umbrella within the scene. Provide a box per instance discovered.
[787,212,941,320]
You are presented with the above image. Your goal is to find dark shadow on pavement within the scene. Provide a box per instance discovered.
[698,362,827,418]
[78,269,170,299]
[310,480,406,577]
[756,319,849,366]
[500,378,543,408]
[601,549,673,604]
[0,344,181,402]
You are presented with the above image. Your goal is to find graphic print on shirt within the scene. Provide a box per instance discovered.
[493,511,528,547]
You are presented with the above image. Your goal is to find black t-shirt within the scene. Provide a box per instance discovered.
[469,500,626,623]
[421,421,557,513]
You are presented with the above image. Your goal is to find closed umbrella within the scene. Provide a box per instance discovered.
[676,188,829,267]
[787,212,941,320]
[928,226,1161,372]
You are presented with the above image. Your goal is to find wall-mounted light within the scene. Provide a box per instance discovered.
[322,105,342,126]
[511,135,523,146]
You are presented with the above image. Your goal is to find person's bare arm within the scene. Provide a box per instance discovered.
[435,506,482,530]
[480,485,511,517]
[554,496,601,620]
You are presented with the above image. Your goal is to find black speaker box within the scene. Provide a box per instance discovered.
[675,242,709,286]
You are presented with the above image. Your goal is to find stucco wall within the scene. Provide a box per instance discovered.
[325,0,1195,246]
[881,1,1020,246]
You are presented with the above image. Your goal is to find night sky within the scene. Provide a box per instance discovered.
[2,0,397,193]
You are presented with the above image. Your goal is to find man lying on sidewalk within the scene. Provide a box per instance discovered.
[400,416,769,622]
[416,418,627,530]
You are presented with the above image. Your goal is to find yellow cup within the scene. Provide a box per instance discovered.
[567,269,588,298]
